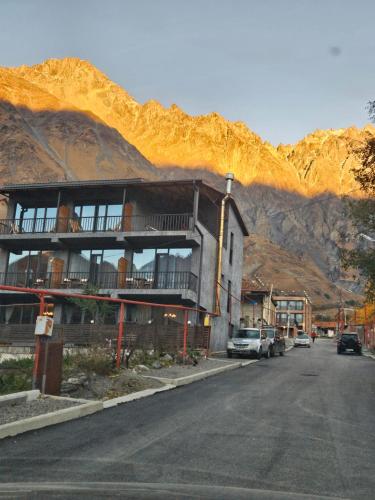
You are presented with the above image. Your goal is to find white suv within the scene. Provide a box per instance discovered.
[227,328,271,359]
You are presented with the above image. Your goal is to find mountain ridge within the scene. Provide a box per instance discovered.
[7,57,374,196]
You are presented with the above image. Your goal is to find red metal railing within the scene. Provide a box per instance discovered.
[0,284,217,374]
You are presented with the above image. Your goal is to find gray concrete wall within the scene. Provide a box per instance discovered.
[195,221,217,314]
[211,205,244,352]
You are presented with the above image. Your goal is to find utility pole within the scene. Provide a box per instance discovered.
[268,283,273,325]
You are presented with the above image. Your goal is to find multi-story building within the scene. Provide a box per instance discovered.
[0,178,248,351]
[241,284,277,327]
[274,294,312,334]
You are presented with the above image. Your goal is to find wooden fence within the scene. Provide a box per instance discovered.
[0,322,210,353]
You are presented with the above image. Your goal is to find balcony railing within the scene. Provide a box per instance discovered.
[0,213,193,235]
[0,271,198,292]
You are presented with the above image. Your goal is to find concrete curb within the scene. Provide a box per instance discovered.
[0,391,103,440]
[363,351,375,360]
[103,384,176,408]
[143,361,246,387]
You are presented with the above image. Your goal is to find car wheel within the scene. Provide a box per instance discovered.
[308,345,311,348]
[337,349,341,354]
[270,347,275,358]
[358,350,362,356]
[257,348,262,360]
[227,351,233,358]
[279,350,284,356]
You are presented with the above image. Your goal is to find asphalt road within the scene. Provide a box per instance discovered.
[0,341,374,500]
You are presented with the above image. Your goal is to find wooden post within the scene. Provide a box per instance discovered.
[183,310,188,357]
[116,303,125,369]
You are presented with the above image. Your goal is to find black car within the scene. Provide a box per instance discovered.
[337,332,362,355]
[262,327,285,357]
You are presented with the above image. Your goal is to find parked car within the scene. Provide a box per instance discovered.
[227,328,271,359]
[294,332,311,348]
[262,327,285,357]
[337,332,362,355]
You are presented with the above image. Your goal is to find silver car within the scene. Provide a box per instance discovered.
[294,332,311,348]
[227,328,271,359]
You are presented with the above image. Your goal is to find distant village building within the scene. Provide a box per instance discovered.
[0,178,248,351]
[241,284,276,327]
[273,294,312,334]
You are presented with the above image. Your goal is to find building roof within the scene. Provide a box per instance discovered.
[0,178,249,236]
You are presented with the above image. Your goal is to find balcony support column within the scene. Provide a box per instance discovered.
[54,190,61,232]
[121,188,127,231]
[0,247,7,274]
[193,183,199,229]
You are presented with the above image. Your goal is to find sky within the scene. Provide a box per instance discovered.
[1,0,374,145]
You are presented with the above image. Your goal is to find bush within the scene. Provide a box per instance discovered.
[64,348,114,376]
[324,293,331,300]
[0,373,31,395]
[0,357,33,370]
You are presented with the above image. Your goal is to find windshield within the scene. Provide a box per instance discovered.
[234,329,260,339]
[297,334,308,339]
[342,334,358,340]
[265,330,275,338]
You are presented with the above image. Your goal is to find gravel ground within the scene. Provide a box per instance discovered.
[0,398,81,426]
[145,357,239,379]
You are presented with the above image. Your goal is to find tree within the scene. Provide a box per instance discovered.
[341,102,375,302]
[68,285,115,324]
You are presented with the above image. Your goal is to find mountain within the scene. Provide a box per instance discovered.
[10,58,374,196]
[0,67,157,184]
[1,57,371,311]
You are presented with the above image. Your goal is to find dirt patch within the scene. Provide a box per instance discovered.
[61,369,164,400]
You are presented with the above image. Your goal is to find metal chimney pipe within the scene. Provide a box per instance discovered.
[225,172,234,194]
[215,172,235,316]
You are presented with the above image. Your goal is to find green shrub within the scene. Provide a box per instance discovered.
[0,373,32,395]
[63,348,114,376]
[0,357,33,370]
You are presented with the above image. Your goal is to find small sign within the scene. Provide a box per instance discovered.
[35,316,54,336]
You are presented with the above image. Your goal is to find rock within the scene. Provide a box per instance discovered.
[67,376,87,385]
[151,361,162,369]
[60,382,78,393]
[160,354,173,362]
[135,364,150,371]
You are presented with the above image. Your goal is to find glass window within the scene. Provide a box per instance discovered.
[133,249,156,272]
[101,250,125,272]
[234,329,260,339]
[295,301,304,310]
[288,301,296,310]
[106,204,122,217]
[229,232,234,265]
[295,313,303,324]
